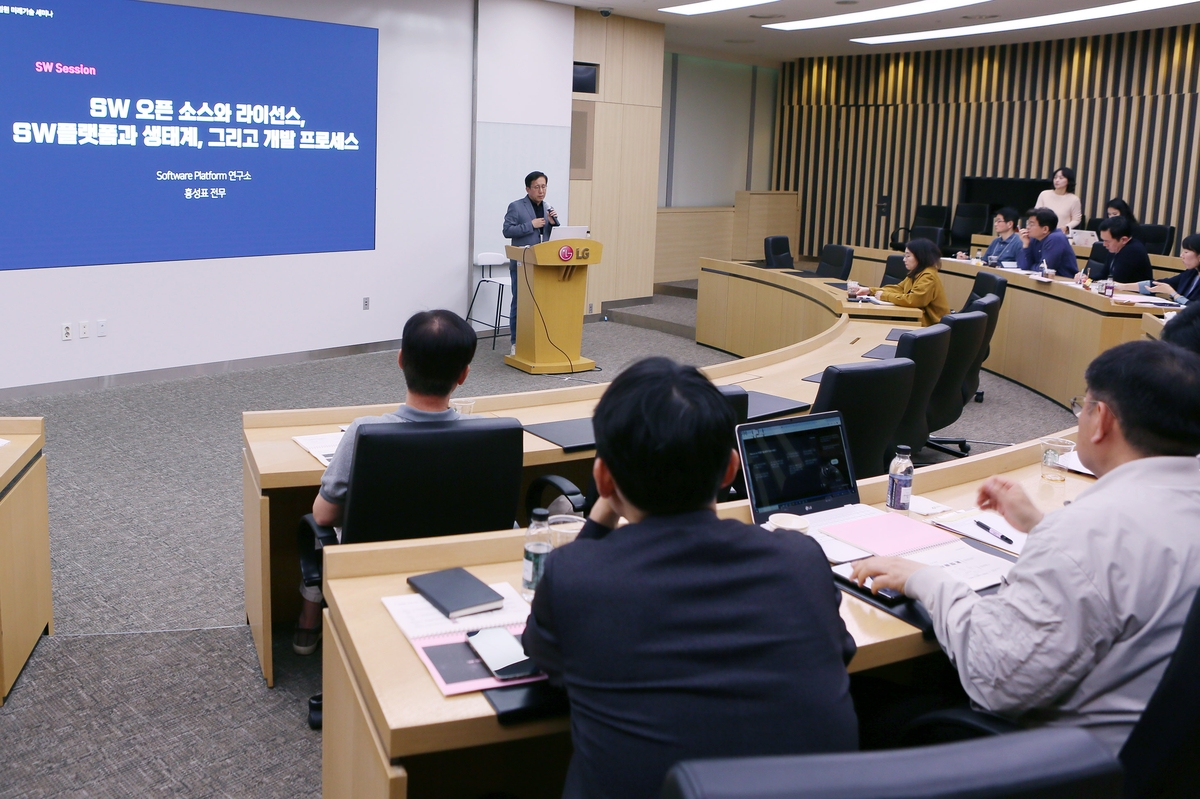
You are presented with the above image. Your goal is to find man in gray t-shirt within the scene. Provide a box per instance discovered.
[294,309,478,655]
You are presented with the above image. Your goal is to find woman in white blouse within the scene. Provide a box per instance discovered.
[1035,167,1083,233]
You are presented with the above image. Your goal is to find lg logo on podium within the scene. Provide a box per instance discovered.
[557,246,591,262]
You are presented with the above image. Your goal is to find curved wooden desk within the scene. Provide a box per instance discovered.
[320,432,1093,799]
[0,417,52,707]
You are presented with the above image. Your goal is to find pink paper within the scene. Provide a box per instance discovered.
[821,513,955,557]
[412,623,547,696]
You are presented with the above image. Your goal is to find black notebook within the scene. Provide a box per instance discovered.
[406,568,505,619]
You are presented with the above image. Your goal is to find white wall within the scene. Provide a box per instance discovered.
[0,0,476,391]
[658,53,778,208]
[472,0,574,279]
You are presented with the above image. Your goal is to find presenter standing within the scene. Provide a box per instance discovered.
[503,171,559,356]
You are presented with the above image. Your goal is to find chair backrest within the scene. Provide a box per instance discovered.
[1084,242,1111,279]
[811,358,915,478]
[1133,224,1175,255]
[1119,586,1200,799]
[966,271,1008,307]
[1086,216,1103,232]
[763,236,794,269]
[717,384,749,425]
[475,251,508,267]
[949,203,991,246]
[959,294,1001,404]
[910,226,947,248]
[816,244,854,279]
[913,204,950,229]
[661,727,1122,799]
[881,255,908,286]
[341,418,524,544]
[926,310,988,433]
[891,324,951,453]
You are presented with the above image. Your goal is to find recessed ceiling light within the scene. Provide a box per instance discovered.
[961,12,999,17]
[764,0,991,31]
[724,38,757,42]
[660,0,779,15]
[748,13,786,17]
[853,0,1200,43]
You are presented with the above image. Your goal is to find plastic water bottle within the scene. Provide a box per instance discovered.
[522,508,552,601]
[1104,277,1115,298]
[887,446,914,512]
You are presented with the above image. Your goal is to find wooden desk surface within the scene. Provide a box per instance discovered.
[323,431,1093,762]
[0,418,44,490]
[242,316,915,491]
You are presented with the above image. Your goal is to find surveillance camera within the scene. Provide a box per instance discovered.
[598,7,613,16]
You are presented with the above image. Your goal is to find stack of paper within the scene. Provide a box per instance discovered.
[292,432,344,467]
[934,511,1026,557]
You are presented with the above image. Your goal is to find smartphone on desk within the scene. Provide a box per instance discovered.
[467,628,540,680]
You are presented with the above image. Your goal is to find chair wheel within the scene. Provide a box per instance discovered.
[974,390,984,403]
[959,443,971,454]
[308,693,323,730]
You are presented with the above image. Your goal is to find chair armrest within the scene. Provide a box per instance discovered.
[900,706,1021,746]
[297,513,337,588]
[525,474,588,516]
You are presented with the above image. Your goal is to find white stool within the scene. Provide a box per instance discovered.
[466,251,511,349]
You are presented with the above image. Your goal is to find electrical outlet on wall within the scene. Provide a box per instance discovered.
[588,303,593,314]
[80,320,90,338]
[61,323,72,341]
[97,319,108,337]
[363,297,369,310]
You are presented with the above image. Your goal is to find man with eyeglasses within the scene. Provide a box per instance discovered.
[956,206,1022,263]
[852,340,1200,754]
[503,171,559,356]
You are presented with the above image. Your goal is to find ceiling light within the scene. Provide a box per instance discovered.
[764,0,991,31]
[853,0,1200,43]
[660,0,780,15]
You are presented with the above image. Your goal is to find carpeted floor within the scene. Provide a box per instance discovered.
[0,313,1073,797]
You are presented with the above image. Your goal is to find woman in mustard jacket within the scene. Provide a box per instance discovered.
[853,238,950,326]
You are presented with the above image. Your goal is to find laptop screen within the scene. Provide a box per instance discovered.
[737,411,859,521]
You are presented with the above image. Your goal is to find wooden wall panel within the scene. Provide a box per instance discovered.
[620,18,668,107]
[775,25,1200,258]
[731,191,800,260]
[654,208,735,283]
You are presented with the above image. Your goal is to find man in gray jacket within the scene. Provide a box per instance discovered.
[853,340,1200,753]
[503,171,558,355]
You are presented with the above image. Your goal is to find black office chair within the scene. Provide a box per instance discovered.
[943,203,991,256]
[890,204,950,251]
[718,385,750,501]
[1085,241,1111,280]
[880,255,908,287]
[1086,216,1104,232]
[1118,586,1200,799]
[661,727,1122,799]
[902,587,1200,799]
[792,244,855,280]
[297,418,525,729]
[959,293,1002,405]
[965,270,1008,308]
[923,310,987,458]
[1133,224,1175,255]
[763,236,794,269]
[910,225,947,249]
[890,324,951,455]
[811,358,915,478]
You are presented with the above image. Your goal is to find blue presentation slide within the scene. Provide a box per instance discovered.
[0,0,378,271]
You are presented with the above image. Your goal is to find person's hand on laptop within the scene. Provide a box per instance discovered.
[977,476,1044,533]
[849,557,924,595]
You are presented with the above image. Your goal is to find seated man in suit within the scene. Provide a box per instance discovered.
[1016,207,1078,277]
[853,340,1200,754]
[1093,216,1153,283]
[523,357,858,799]
[293,309,477,654]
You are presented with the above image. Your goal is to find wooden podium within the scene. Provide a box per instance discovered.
[504,239,602,374]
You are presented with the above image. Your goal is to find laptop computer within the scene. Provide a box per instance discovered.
[736,411,904,604]
[736,411,888,561]
[549,225,589,240]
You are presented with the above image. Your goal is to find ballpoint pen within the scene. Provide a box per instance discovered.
[976,519,1014,545]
